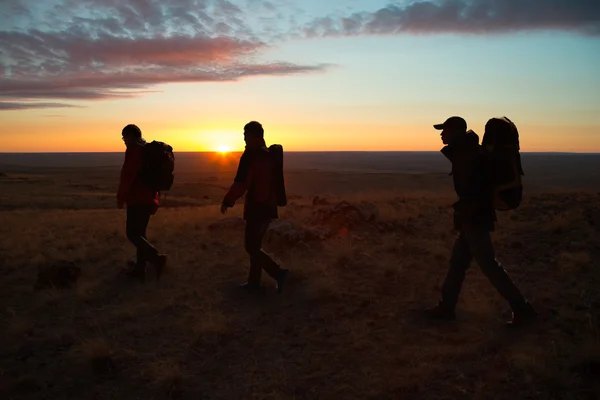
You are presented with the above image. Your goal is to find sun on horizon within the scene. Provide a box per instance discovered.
[216,145,231,154]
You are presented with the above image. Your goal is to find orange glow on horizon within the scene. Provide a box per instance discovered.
[1,114,599,153]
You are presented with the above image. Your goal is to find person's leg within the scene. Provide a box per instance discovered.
[464,227,527,307]
[427,231,472,320]
[126,206,149,277]
[440,231,473,310]
[253,219,288,293]
[243,218,288,292]
[136,206,151,266]
[141,204,167,279]
[254,219,281,279]
[244,218,264,286]
[126,205,160,277]
[464,226,536,326]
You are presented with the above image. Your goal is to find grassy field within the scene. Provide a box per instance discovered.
[1,155,599,399]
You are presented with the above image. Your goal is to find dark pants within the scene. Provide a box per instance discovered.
[126,205,159,268]
[244,218,281,285]
[441,225,528,311]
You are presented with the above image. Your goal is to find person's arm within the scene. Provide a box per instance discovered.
[117,146,143,206]
[221,152,252,211]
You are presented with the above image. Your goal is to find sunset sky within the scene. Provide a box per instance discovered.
[1,0,599,152]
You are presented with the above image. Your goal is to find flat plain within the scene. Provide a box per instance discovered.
[1,151,599,400]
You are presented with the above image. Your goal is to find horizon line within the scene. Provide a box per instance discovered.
[1,151,599,155]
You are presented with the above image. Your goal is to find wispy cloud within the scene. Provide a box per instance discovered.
[0,0,328,110]
[303,0,600,37]
[0,102,82,110]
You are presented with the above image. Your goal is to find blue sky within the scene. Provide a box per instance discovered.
[1,0,599,151]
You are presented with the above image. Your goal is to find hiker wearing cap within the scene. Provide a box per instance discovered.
[425,116,536,327]
[221,121,289,293]
[118,124,167,280]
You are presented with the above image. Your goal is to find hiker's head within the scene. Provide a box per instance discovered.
[244,121,265,148]
[121,124,142,146]
[243,121,264,143]
[434,116,467,145]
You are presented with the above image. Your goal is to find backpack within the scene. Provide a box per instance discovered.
[268,144,287,207]
[140,141,175,192]
[482,117,523,210]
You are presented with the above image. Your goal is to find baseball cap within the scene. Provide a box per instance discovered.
[433,116,467,132]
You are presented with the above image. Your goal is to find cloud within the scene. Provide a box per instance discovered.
[1,31,263,73]
[0,0,329,110]
[303,0,600,37]
[0,102,82,110]
[12,0,596,112]
[0,61,329,101]
[215,0,243,15]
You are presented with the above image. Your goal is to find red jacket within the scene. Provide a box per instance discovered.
[223,138,278,220]
[117,140,159,212]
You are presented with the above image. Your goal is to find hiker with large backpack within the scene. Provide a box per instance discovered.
[117,124,171,280]
[221,121,289,293]
[424,116,536,327]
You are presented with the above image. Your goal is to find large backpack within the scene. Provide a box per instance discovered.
[268,144,287,207]
[482,117,523,210]
[140,141,175,192]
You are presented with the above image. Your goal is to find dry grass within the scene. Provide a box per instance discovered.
[1,164,600,399]
[77,338,116,375]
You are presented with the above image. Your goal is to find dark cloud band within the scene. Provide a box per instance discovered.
[0,102,82,110]
[304,0,600,37]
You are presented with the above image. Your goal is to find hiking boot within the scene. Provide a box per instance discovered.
[506,302,537,328]
[239,282,264,292]
[154,254,167,280]
[424,303,456,321]
[276,269,289,294]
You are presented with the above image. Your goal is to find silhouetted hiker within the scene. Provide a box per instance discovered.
[221,121,289,293]
[118,124,167,280]
[425,116,536,327]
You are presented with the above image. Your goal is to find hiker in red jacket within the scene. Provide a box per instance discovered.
[118,124,167,280]
[221,121,289,293]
